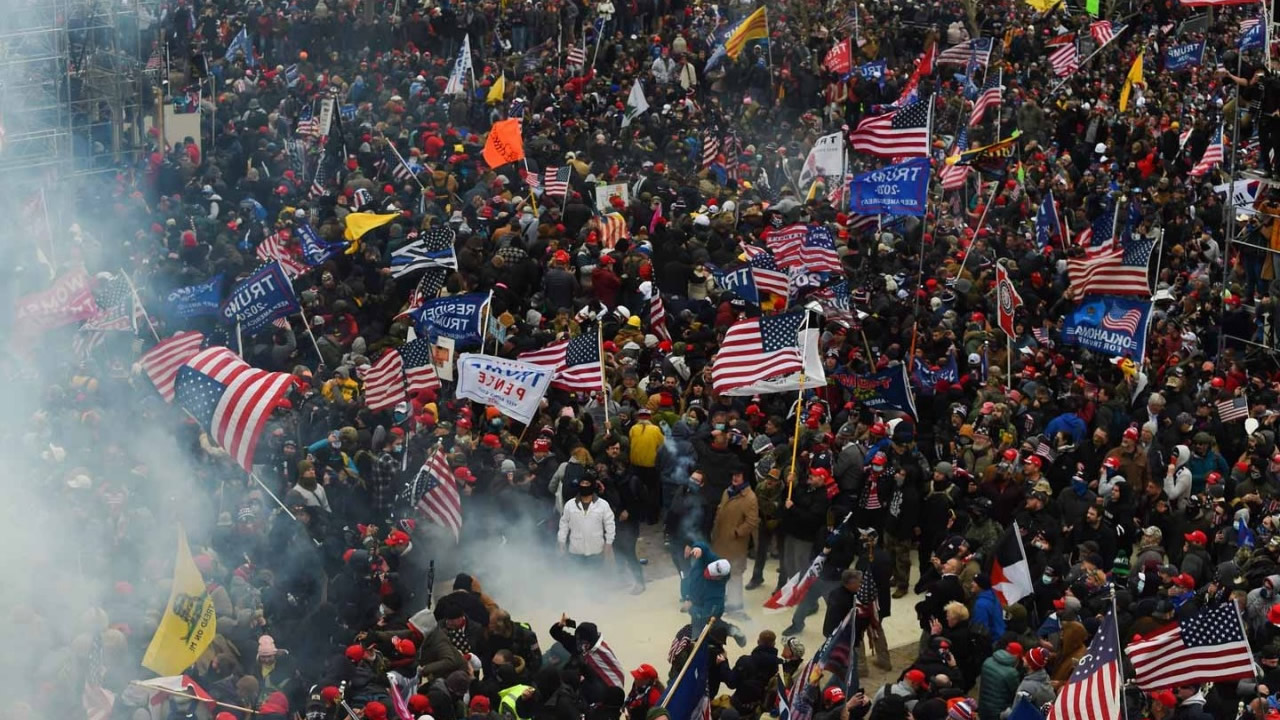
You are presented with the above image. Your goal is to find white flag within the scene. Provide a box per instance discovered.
[620,79,649,128]
[456,354,554,424]
[797,131,846,189]
[445,35,472,96]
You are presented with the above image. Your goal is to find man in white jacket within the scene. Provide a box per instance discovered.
[559,470,616,566]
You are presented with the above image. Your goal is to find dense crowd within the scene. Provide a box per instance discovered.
[16,0,1280,718]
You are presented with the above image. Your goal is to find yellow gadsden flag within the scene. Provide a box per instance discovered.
[487,74,506,105]
[1119,51,1143,112]
[142,527,216,675]
[342,212,399,254]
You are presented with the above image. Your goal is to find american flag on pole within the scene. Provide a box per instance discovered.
[519,337,570,367]
[1126,602,1255,690]
[175,347,296,472]
[1066,201,1154,296]
[765,554,825,608]
[969,69,1002,127]
[310,154,334,198]
[711,312,806,395]
[940,128,971,191]
[701,132,722,170]
[414,448,463,540]
[1049,41,1079,77]
[82,274,141,332]
[649,293,671,342]
[555,331,604,391]
[567,44,586,69]
[764,223,809,266]
[296,106,320,138]
[83,633,115,720]
[543,166,572,196]
[936,37,993,66]
[850,98,931,157]
[746,251,791,296]
[257,231,308,277]
[1032,327,1053,347]
[1089,20,1115,45]
[363,339,442,411]
[800,226,843,273]
[145,49,163,71]
[599,213,629,249]
[1216,395,1250,422]
[1190,125,1225,177]
[140,331,205,401]
[520,167,541,193]
[1047,610,1121,720]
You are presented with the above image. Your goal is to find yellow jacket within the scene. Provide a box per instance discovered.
[628,421,664,468]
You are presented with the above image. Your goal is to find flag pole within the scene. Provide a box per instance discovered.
[661,617,718,707]
[120,268,161,342]
[387,137,429,194]
[129,684,258,714]
[1048,31,1124,95]
[598,320,609,426]
[956,178,1002,277]
[236,321,244,357]
[299,312,326,361]
[787,373,805,503]
[1109,586,1126,720]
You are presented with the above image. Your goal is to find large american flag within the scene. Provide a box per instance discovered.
[584,639,626,688]
[566,44,586,69]
[940,128,971,191]
[414,448,462,540]
[936,37,993,67]
[1067,202,1154,296]
[518,330,605,391]
[363,339,442,410]
[649,293,671,342]
[600,213,629,249]
[257,231,308,277]
[710,312,806,394]
[1190,125,1225,177]
[746,250,791,295]
[1089,20,1115,45]
[296,106,320,138]
[764,223,809,266]
[701,132,721,171]
[1216,395,1250,422]
[850,98,932,157]
[1049,41,1079,77]
[83,632,115,720]
[1047,610,1121,720]
[83,274,141,332]
[543,166,572,196]
[970,69,1002,127]
[1126,602,1256,690]
[175,347,296,472]
[140,331,205,401]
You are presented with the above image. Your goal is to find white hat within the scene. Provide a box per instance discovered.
[1094,142,1107,155]
[705,559,731,578]
[615,306,631,320]
[693,214,711,227]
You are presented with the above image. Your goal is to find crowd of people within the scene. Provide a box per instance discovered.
[16,0,1280,718]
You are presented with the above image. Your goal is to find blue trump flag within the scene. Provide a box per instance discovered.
[225,28,258,67]
[1035,191,1063,249]
[1062,295,1153,363]
[856,60,887,78]
[164,274,223,319]
[295,223,348,266]
[411,292,489,346]
[834,365,918,418]
[1241,20,1264,51]
[910,352,959,395]
[661,639,710,720]
[220,261,300,335]
[1007,698,1045,720]
[1165,41,1204,71]
[849,157,930,217]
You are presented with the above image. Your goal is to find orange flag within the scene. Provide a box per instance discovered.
[482,119,525,169]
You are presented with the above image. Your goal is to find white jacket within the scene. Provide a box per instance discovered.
[558,497,616,556]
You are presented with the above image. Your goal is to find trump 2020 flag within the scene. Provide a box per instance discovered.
[1241,18,1264,50]
[990,522,1034,606]
[411,292,489,346]
[1035,192,1064,249]
[832,365,918,419]
[163,274,223,319]
[295,223,347,265]
[661,634,710,720]
[220,262,300,335]
[142,526,216,675]
[849,157,930,217]
[1164,41,1204,71]
[1062,295,1153,363]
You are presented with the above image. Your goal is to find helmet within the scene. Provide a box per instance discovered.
[968,497,993,513]
[823,687,845,705]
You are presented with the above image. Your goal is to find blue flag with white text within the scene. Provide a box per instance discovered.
[163,274,224,319]
[849,157,930,217]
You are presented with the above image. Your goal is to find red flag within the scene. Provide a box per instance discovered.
[995,263,1023,337]
[764,555,824,609]
[822,38,852,75]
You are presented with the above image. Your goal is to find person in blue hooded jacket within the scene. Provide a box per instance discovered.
[680,541,730,636]
[968,573,1006,643]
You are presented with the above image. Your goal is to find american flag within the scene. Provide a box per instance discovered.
[584,640,626,688]
[724,134,741,181]
[83,632,115,720]
[310,154,336,199]
[417,269,449,299]
[175,347,296,472]
[936,37,993,66]
[600,213,628,249]
[387,145,418,182]
[296,106,320,138]
[257,231,308,277]
[140,331,205,401]
[747,250,791,296]
[1032,327,1053,347]
[701,132,721,170]
[1034,439,1058,462]
[765,223,809,266]
[1216,395,1250,422]
[566,44,586,69]
[1126,602,1256,690]
[400,338,440,393]
[1047,610,1121,720]
[519,337,570,367]
[391,226,458,278]
[800,226,843,273]
[519,329,605,391]
[1067,202,1155,296]
[1101,307,1143,334]
[970,69,1002,127]
[940,128,971,191]
[1089,20,1115,45]
[850,97,931,157]
[520,167,541,192]
[414,448,462,540]
[145,49,163,71]
[848,213,878,235]
[543,166,572,196]
[1049,41,1079,77]
[649,293,671,342]
[363,339,442,411]
[711,312,806,394]
[83,274,140,332]
[1190,125,1225,177]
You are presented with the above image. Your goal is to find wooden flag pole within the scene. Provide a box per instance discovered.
[661,617,718,707]
[786,374,805,502]
[130,684,257,714]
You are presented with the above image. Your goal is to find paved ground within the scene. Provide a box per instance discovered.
[458,523,926,689]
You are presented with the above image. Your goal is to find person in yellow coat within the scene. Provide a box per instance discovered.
[628,407,665,524]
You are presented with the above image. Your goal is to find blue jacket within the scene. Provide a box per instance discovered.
[1044,412,1086,445]
[681,542,727,617]
[970,589,1005,643]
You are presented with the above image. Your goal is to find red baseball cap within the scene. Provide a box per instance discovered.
[1171,573,1197,590]
[1183,530,1207,545]
[345,644,366,662]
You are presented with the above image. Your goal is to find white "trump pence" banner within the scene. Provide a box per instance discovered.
[456,353,554,424]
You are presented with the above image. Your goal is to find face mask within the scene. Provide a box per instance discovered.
[392,445,404,454]
[578,485,594,497]
[715,423,726,431]
[1041,574,1054,585]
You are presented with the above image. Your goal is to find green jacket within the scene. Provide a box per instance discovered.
[978,650,1021,720]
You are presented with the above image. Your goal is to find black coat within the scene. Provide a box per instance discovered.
[780,484,830,543]
[823,585,856,637]
[916,574,965,631]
